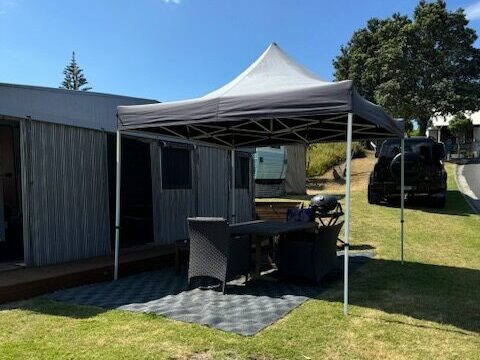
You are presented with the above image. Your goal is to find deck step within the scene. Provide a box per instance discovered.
[0,246,175,304]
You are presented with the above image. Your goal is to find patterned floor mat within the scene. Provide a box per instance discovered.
[49,253,371,335]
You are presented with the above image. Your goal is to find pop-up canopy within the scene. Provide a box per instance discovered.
[118,43,403,146]
[116,43,406,316]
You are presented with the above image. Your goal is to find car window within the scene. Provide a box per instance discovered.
[379,140,433,160]
[379,142,400,157]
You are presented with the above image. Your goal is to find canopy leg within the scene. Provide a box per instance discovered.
[231,149,236,224]
[343,113,353,316]
[114,130,122,280]
[400,136,405,264]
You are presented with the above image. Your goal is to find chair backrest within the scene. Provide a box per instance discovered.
[187,217,230,280]
[317,221,344,242]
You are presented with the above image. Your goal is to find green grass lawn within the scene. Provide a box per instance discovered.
[1,164,479,359]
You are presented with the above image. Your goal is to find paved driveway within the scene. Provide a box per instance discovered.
[457,162,480,214]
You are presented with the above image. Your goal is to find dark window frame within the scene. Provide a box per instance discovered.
[235,154,250,189]
[161,147,192,190]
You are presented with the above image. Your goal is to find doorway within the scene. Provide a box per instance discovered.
[0,121,24,268]
[107,135,154,249]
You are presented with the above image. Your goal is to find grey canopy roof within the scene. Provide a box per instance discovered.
[118,43,403,147]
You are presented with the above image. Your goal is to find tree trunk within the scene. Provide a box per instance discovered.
[418,116,429,136]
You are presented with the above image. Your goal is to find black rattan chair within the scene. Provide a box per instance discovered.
[276,222,343,284]
[187,217,250,293]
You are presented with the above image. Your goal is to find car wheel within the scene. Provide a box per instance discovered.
[368,187,381,204]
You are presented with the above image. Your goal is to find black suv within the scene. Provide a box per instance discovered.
[368,137,447,208]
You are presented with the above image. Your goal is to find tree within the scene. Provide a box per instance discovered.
[448,113,473,141]
[60,52,92,91]
[333,0,480,135]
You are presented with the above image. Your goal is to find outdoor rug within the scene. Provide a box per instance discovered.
[49,253,372,336]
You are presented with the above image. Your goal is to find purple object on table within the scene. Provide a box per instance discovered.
[286,208,314,223]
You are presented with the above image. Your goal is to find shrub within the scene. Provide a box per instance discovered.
[306,142,365,177]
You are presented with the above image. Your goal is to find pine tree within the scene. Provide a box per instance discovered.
[60,52,92,91]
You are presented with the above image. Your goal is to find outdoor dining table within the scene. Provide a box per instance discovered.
[229,220,316,278]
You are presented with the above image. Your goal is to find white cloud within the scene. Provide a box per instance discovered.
[465,1,480,20]
[162,0,181,4]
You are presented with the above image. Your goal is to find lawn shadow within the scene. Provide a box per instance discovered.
[351,314,475,337]
[348,244,375,251]
[0,297,107,319]
[380,189,475,217]
[321,258,480,333]
[461,193,480,215]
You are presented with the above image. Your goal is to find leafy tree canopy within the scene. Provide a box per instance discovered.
[333,0,480,135]
[448,113,473,136]
[60,51,92,91]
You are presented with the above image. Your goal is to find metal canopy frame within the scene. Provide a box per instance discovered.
[113,111,405,318]
[122,113,397,148]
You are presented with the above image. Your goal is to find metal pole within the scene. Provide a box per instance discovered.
[114,130,122,280]
[343,113,353,316]
[400,136,405,264]
[231,148,236,224]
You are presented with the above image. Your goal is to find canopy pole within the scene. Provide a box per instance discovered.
[400,136,405,264]
[114,130,122,280]
[231,148,236,224]
[343,112,353,316]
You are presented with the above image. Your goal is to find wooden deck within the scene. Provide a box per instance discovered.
[0,245,175,304]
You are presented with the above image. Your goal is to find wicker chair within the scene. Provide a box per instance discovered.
[276,222,344,284]
[187,217,250,293]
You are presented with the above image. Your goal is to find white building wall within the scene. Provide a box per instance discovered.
[430,111,480,143]
[432,111,480,127]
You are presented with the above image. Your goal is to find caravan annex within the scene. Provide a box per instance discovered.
[0,83,254,268]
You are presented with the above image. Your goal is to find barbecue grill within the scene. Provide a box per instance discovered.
[309,194,344,226]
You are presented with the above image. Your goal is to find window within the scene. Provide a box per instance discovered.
[161,147,192,189]
[235,155,250,189]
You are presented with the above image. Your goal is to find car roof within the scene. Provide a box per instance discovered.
[383,137,436,145]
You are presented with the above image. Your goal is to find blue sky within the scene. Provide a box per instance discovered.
[0,0,479,101]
